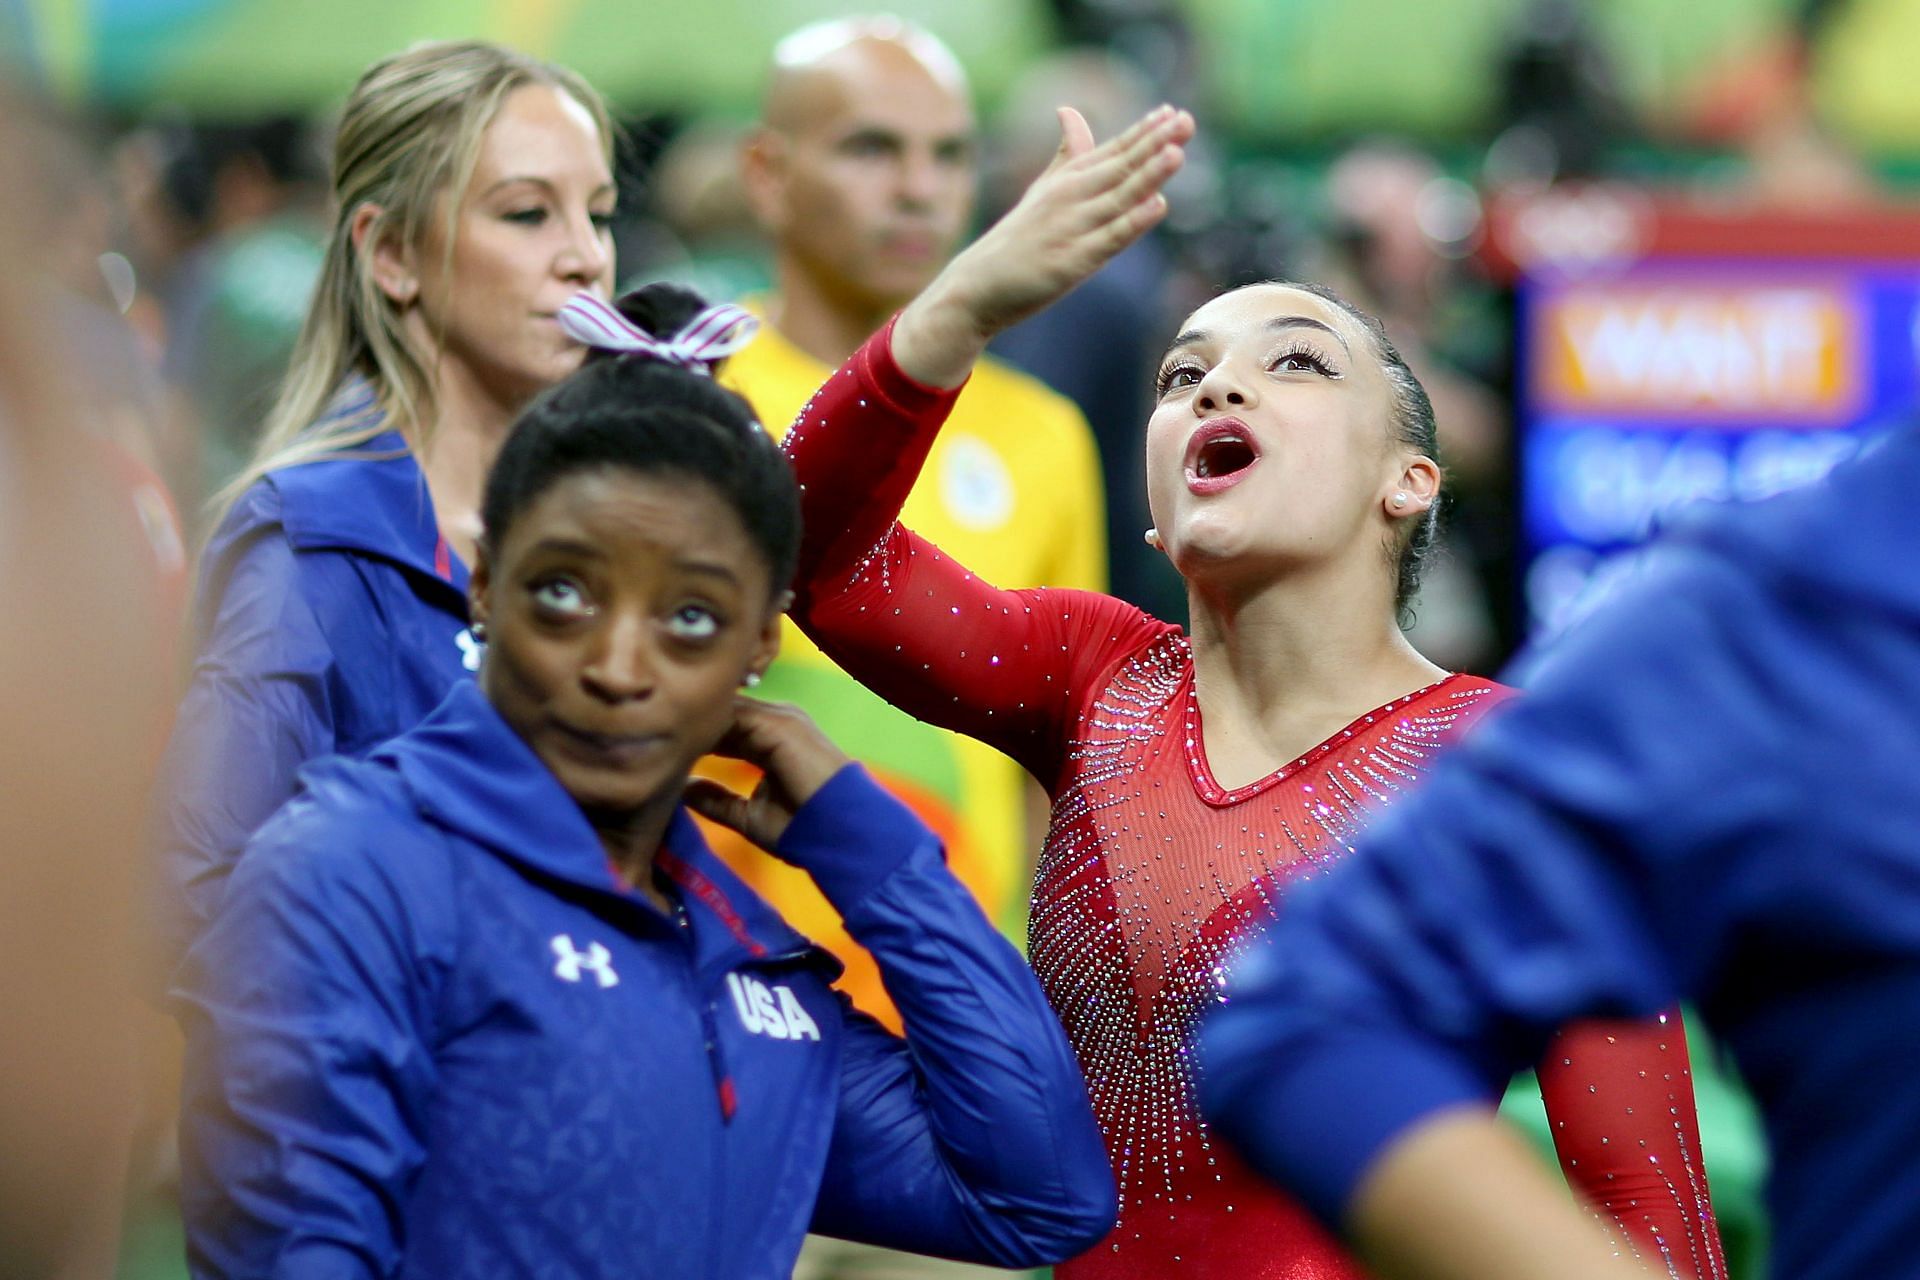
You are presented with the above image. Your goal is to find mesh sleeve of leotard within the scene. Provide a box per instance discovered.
[1537,1014,1728,1279]
[781,321,1175,791]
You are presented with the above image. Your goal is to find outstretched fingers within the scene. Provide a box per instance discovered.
[1029,108,1187,279]
[1058,126,1186,250]
[1101,103,1185,167]
[1103,190,1172,253]
[889,101,1198,384]
[1102,137,1186,220]
[1056,128,1189,253]
[1065,105,1193,198]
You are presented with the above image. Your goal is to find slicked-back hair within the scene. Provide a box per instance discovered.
[1268,280,1442,618]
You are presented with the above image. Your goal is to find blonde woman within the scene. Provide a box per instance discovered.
[157,40,617,961]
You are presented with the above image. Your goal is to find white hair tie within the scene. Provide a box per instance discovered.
[557,292,759,374]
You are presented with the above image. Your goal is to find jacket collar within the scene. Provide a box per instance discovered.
[267,398,468,593]
[384,681,817,969]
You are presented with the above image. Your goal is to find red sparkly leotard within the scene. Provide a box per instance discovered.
[782,329,1726,1279]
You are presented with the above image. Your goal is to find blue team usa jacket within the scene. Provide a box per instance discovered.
[156,417,478,964]
[174,680,1115,1279]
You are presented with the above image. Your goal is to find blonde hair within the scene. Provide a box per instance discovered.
[215,40,613,516]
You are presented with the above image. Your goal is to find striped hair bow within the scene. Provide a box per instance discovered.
[557,292,759,374]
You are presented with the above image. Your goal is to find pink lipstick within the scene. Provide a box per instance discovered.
[1183,418,1262,495]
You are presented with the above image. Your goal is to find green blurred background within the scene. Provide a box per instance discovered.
[6,0,1920,149]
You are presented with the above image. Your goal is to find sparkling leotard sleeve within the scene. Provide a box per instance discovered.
[1537,1018,1727,1276]
[781,321,1174,791]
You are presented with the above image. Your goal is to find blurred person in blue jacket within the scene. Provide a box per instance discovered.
[1198,422,1920,1280]
[173,283,1115,1279]
[154,39,624,966]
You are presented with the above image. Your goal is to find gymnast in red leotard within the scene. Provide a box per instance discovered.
[778,107,1726,1279]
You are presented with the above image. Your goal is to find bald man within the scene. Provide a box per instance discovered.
[743,18,975,365]
[705,20,1109,1275]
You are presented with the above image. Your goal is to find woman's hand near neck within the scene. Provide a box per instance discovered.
[577,701,857,920]
[1186,555,1446,792]
[413,358,530,572]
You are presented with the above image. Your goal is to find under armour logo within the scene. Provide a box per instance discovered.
[551,934,619,988]
[455,628,483,672]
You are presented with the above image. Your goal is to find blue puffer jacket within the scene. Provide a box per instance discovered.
[156,422,475,966]
[174,679,1116,1279]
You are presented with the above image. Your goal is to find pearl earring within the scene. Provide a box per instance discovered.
[1143,529,1163,550]
[743,672,762,689]
[1391,492,1409,508]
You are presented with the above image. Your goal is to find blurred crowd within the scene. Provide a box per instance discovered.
[40,0,1894,675]
[1,0,1905,1274]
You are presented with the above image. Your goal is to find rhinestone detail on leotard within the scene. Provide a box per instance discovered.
[1030,634,1498,1251]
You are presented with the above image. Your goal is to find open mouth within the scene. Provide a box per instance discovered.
[1184,419,1262,493]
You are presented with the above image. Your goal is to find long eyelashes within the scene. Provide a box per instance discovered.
[1153,341,1342,396]
[1268,340,1341,378]
[1154,360,1204,396]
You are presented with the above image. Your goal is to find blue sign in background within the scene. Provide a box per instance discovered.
[1518,265,1920,637]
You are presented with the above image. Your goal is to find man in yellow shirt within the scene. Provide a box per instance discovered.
[719,17,1106,1034]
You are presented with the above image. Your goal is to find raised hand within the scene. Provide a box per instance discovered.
[893,103,1195,388]
[682,696,853,852]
